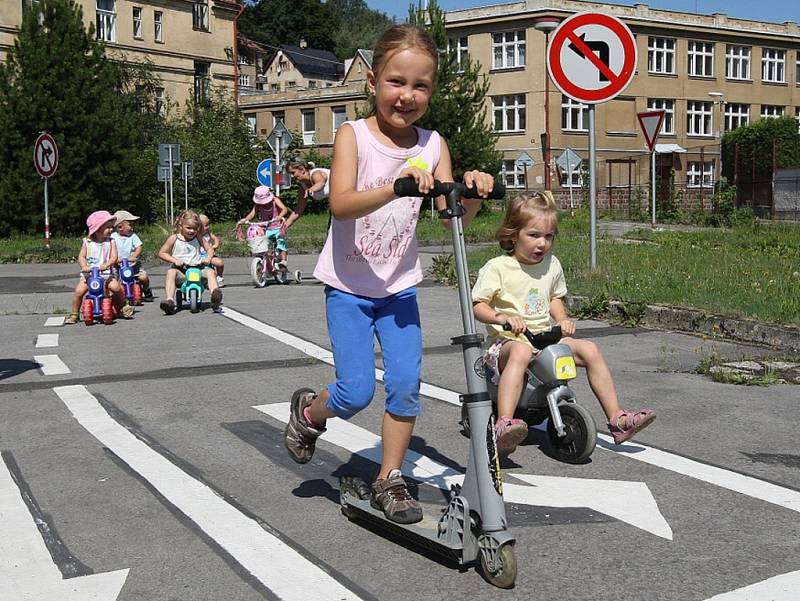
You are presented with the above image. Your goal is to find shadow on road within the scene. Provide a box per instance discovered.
[0,358,41,381]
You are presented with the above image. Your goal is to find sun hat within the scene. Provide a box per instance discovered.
[113,209,140,224]
[253,185,274,205]
[86,210,115,236]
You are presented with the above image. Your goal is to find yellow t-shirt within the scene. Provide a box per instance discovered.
[471,253,567,345]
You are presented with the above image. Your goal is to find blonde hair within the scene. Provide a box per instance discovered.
[496,192,559,252]
[366,24,439,117]
[198,213,210,228]
[173,209,204,236]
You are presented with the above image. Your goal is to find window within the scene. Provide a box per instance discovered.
[647,37,676,74]
[492,31,525,70]
[501,160,526,189]
[762,48,785,83]
[687,41,714,77]
[132,6,142,39]
[153,10,162,43]
[245,114,257,137]
[725,103,749,130]
[561,96,589,132]
[193,61,210,104]
[308,80,316,89]
[726,45,750,80]
[238,74,250,88]
[96,0,116,42]
[154,87,165,117]
[560,161,585,188]
[272,111,284,127]
[761,104,784,119]
[192,0,209,32]
[286,80,296,88]
[492,94,526,132]
[302,110,315,145]
[797,57,800,86]
[687,100,713,136]
[647,98,675,135]
[450,36,469,70]
[270,83,280,92]
[332,106,346,134]
[687,161,715,188]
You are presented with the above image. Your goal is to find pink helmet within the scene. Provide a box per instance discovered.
[253,185,273,205]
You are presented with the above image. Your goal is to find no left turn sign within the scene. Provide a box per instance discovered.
[34,133,59,178]
[547,12,637,104]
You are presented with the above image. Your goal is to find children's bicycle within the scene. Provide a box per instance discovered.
[236,220,301,287]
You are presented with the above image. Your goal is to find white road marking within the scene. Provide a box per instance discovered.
[44,317,65,327]
[35,334,59,348]
[33,355,70,375]
[53,385,365,601]
[255,402,672,539]
[223,307,800,519]
[0,456,129,600]
[704,569,800,600]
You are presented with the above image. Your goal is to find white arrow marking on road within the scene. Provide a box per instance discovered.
[44,316,65,327]
[255,402,672,540]
[224,306,800,517]
[53,385,365,601]
[35,334,59,348]
[0,456,129,600]
[34,354,70,375]
[703,569,800,600]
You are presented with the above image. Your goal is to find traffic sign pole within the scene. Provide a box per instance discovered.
[651,150,656,227]
[275,132,282,196]
[43,177,50,250]
[589,105,597,269]
[34,132,59,250]
[168,146,175,224]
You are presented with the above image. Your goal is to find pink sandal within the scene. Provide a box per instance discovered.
[495,417,529,455]
[608,409,656,445]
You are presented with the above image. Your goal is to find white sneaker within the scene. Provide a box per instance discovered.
[217,276,225,287]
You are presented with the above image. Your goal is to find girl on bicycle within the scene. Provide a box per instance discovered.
[240,186,289,268]
[283,24,494,525]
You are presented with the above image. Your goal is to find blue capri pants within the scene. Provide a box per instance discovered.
[324,285,422,419]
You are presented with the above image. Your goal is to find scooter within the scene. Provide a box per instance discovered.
[118,258,143,306]
[175,264,205,313]
[82,267,114,325]
[461,325,598,464]
[334,177,517,588]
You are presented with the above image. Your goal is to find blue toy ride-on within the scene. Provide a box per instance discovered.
[118,258,143,306]
[82,267,114,325]
[175,264,205,313]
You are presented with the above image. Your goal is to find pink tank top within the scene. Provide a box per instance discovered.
[313,119,441,298]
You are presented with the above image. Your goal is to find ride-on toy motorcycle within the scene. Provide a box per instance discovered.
[118,258,143,305]
[462,324,597,464]
[331,178,518,588]
[175,265,205,313]
[82,267,114,325]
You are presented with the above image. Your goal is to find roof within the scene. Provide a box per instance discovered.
[278,45,343,79]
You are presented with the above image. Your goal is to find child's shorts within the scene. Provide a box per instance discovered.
[266,229,287,252]
[483,338,540,385]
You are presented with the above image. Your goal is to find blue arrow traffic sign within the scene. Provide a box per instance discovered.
[256,158,273,187]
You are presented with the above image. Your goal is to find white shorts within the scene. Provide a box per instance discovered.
[483,338,540,385]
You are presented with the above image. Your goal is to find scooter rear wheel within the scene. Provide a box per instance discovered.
[480,543,517,589]
[545,402,597,464]
[251,257,267,288]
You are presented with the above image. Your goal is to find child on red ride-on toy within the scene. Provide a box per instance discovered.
[64,210,134,325]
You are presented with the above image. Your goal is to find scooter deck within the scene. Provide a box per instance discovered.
[341,497,465,563]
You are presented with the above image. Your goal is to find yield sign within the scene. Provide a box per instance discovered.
[547,12,637,104]
[33,133,58,178]
[637,110,666,152]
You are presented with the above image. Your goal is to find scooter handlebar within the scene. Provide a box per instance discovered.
[393,177,506,200]
[502,323,563,350]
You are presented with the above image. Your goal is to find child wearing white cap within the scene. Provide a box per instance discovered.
[112,210,153,300]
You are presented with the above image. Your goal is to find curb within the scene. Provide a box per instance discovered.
[567,296,800,354]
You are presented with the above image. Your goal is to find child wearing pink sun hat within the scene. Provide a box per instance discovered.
[64,210,133,324]
[238,185,291,274]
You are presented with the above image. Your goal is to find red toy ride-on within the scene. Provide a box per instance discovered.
[82,267,114,325]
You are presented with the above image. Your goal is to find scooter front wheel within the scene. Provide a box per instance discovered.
[251,257,268,287]
[189,288,200,313]
[480,542,517,589]
[545,402,597,464]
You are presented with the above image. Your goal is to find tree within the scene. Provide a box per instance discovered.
[721,116,800,180]
[240,0,339,55]
[408,1,502,181]
[0,0,162,236]
[327,0,394,60]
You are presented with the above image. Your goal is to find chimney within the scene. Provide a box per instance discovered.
[299,38,307,49]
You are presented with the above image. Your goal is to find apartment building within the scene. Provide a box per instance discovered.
[445,0,800,209]
[1,0,241,112]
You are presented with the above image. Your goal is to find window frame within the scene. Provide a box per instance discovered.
[646,98,675,135]
[687,40,714,77]
[193,61,210,105]
[302,109,316,146]
[561,96,589,132]
[762,48,786,83]
[492,30,526,70]
[686,100,713,137]
[724,103,749,130]
[192,0,209,32]
[761,104,784,119]
[331,106,346,134]
[153,10,163,43]
[95,0,116,43]
[725,44,751,80]
[647,36,676,75]
[132,6,143,40]
[492,94,526,133]
[686,161,715,188]
[501,159,526,189]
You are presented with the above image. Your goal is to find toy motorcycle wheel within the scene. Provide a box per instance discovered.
[132,283,143,305]
[100,298,114,325]
[293,270,302,284]
[250,257,267,288]
[175,290,183,311]
[545,403,597,464]
[82,299,94,326]
[189,288,200,313]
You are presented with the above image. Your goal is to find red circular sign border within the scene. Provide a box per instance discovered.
[547,12,637,104]
[34,133,59,178]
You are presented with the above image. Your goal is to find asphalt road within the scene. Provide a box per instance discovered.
[1,250,799,601]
